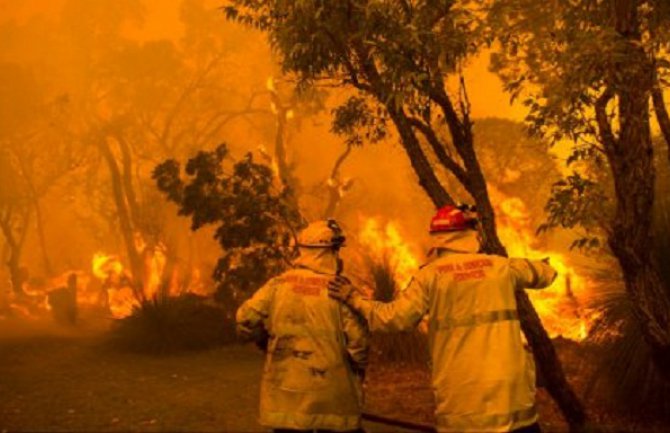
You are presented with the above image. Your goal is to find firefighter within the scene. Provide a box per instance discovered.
[236,219,368,433]
[329,205,557,433]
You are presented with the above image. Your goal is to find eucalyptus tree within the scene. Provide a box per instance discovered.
[487,0,670,380]
[224,0,587,427]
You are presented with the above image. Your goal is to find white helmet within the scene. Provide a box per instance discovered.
[297,219,346,249]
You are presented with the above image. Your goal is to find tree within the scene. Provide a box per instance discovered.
[153,143,303,306]
[0,61,83,293]
[42,0,281,299]
[224,1,586,427]
[0,150,31,297]
[487,0,670,381]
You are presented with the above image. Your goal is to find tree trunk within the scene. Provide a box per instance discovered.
[651,79,670,167]
[115,133,142,228]
[98,136,145,301]
[0,208,30,297]
[323,144,353,218]
[7,247,24,297]
[387,108,455,207]
[608,90,670,378]
[269,85,293,190]
[32,196,53,276]
[602,0,670,382]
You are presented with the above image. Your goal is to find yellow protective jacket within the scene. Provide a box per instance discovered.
[349,231,557,432]
[236,249,369,431]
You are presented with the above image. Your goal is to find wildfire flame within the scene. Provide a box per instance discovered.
[1,240,212,322]
[491,189,595,342]
[92,253,123,280]
[90,241,214,319]
[358,206,595,342]
[91,252,138,319]
[358,217,421,290]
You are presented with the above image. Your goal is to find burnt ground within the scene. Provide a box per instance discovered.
[0,319,665,433]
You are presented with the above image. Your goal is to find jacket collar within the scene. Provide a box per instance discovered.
[294,247,340,275]
[427,229,481,259]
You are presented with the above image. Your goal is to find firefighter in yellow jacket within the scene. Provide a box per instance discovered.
[236,220,368,433]
[329,205,557,433]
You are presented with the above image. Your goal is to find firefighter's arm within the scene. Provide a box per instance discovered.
[509,257,558,289]
[235,278,276,342]
[329,276,428,332]
[340,304,369,378]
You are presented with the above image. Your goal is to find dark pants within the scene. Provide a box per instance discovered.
[511,422,542,433]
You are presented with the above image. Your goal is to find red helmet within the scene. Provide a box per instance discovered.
[430,204,478,233]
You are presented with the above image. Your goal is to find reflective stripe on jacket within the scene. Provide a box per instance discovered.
[352,251,556,433]
[237,265,368,432]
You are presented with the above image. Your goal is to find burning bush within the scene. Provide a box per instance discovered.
[109,294,235,354]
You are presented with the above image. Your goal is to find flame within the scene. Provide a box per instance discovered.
[91,252,139,319]
[1,244,213,322]
[358,200,595,342]
[143,244,167,300]
[358,217,421,290]
[266,76,276,92]
[492,190,595,342]
[92,253,123,280]
[90,243,214,319]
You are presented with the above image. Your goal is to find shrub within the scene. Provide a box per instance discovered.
[584,290,670,421]
[109,294,236,355]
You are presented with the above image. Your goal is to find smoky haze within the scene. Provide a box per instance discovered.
[0,0,587,335]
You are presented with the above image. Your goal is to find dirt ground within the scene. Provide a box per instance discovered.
[0,318,659,433]
[0,321,262,432]
[0,318,426,432]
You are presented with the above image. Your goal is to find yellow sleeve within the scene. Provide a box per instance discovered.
[340,304,369,373]
[350,275,429,332]
[235,278,277,340]
[509,258,558,289]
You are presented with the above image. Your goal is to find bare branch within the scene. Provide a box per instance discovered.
[330,143,353,180]
[159,49,227,151]
[427,82,468,152]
